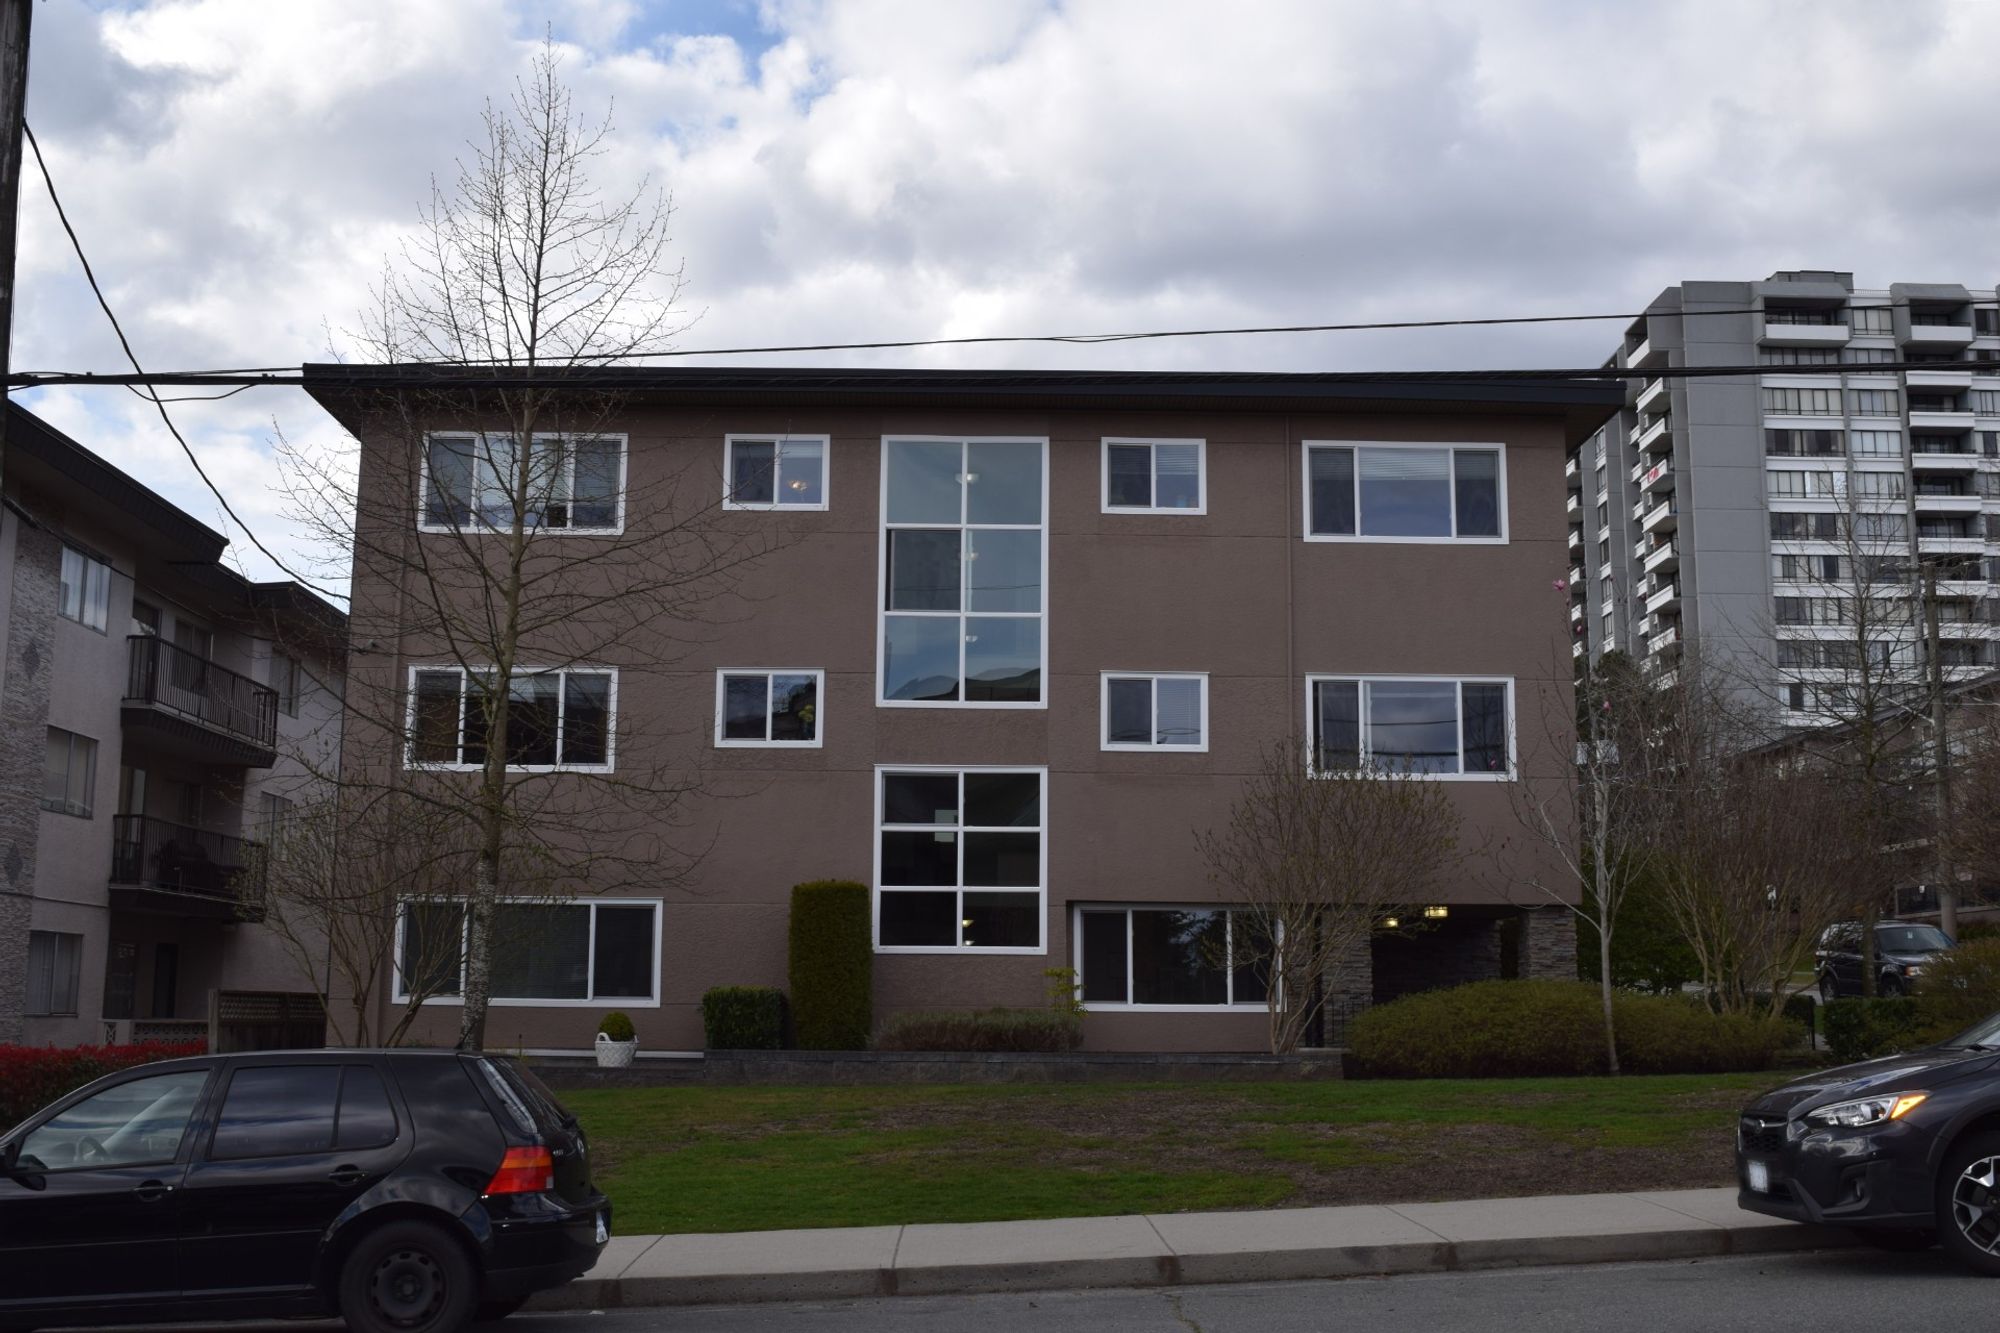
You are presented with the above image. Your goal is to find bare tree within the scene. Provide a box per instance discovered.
[1643,655,1876,1016]
[1508,645,1660,1074]
[284,42,783,1048]
[1739,452,1945,991]
[257,786,492,1046]
[1197,739,1462,1054]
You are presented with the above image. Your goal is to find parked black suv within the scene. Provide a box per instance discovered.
[1738,1009,2000,1273]
[1815,921,1953,1000]
[0,1049,608,1332]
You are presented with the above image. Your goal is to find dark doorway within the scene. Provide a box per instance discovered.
[151,943,179,1018]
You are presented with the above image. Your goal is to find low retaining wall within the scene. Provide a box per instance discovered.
[534,1048,1344,1088]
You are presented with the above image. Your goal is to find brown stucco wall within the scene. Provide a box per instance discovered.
[349,396,1583,1054]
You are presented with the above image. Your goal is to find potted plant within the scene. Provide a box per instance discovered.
[594,1011,637,1068]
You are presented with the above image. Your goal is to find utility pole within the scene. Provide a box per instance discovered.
[1924,563,1958,939]
[0,0,31,491]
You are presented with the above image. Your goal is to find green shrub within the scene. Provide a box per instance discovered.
[1346,979,1786,1078]
[874,1008,1083,1053]
[597,1011,636,1043]
[700,987,787,1050]
[1617,996,1789,1074]
[1955,921,2000,944]
[1821,997,1927,1063]
[788,881,872,1050]
[1914,937,2000,1040]
[1578,863,1700,994]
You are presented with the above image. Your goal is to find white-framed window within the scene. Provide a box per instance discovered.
[879,437,1047,707]
[1101,672,1207,751]
[715,669,823,747]
[26,930,82,1017]
[1305,675,1514,778]
[392,898,661,1007]
[1073,905,1269,1011]
[1102,438,1206,514]
[58,545,111,632]
[420,432,626,533]
[406,666,615,772]
[1302,442,1506,542]
[43,728,97,817]
[875,766,1045,953]
[723,434,828,510]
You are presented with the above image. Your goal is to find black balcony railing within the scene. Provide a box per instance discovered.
[111,815,265,906]
[125,636,277,751]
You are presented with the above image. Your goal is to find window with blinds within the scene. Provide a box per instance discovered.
[1102,438,1206,513]
[26,931,81,1016]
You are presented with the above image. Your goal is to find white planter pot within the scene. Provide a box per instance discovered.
[594,1033,637,1068]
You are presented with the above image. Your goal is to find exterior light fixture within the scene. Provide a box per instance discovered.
[1383,916,1400,929]
[1425,905,1449,920]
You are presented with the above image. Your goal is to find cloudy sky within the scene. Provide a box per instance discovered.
[14,0,2000,591]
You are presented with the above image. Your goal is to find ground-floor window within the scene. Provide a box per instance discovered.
[876,766,1045,952]
[1074,905,1268,1009]
[394,899,660,1005]
[26,930,82,1016]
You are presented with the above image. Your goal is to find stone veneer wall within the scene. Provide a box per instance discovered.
[1520,906,1580,981]
[0,521,58,1042]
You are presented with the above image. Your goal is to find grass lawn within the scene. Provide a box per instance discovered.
[559,1072,1781,1236]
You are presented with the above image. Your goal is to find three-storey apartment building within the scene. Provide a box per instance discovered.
[0,406,345,1046]
[1571,271,2000,715]
[311,367,1619,1054]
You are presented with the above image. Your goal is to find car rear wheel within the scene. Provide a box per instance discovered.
[338,1220,479,1333]
[1938,1132,2000,1275]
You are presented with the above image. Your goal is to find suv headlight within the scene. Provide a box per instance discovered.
[1803,1092,1928,1129]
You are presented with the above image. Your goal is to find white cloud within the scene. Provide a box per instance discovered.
[16,0,2000,590]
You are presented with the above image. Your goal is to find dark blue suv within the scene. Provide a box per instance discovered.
[0,1049,608,1332]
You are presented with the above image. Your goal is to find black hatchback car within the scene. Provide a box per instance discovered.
[1738,1010,2000,1273]
[0,1049,608,1332]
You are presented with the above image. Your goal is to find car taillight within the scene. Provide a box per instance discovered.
[484,1145,555,1195]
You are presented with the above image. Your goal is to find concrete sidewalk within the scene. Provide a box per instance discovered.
[532,1188,1856,1309]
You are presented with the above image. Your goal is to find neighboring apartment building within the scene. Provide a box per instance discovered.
[1569,271,2000,716]
[309,366,1621,1054]
[0,405,345,1047]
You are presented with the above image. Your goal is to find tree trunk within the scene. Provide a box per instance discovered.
[1599,925,1620,1075]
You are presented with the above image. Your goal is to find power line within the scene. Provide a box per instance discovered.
[10,356,2000,390]
[21,121,344,602]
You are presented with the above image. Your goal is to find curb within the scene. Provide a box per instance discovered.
[534,1219,1855,1310]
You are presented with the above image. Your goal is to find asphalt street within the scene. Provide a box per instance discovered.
[87,1247,2000,1333]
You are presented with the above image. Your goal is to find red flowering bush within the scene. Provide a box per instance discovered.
[0,1041,206,1131]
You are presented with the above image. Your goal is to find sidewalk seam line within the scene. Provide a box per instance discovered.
[614,1235,662,1280]
[890,1223,905,1271]
[1625,1191,1728,1230]
[1381,1204,1453,1244]
[1142,1213,1180,1257]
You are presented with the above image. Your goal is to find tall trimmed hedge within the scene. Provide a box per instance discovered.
[789,880,871,1050]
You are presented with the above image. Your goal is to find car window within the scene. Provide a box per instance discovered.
[334,1066,398,1150]
[210,1066,339,1160]
[18,1070,209,1172]
[1879,925,1951,953]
